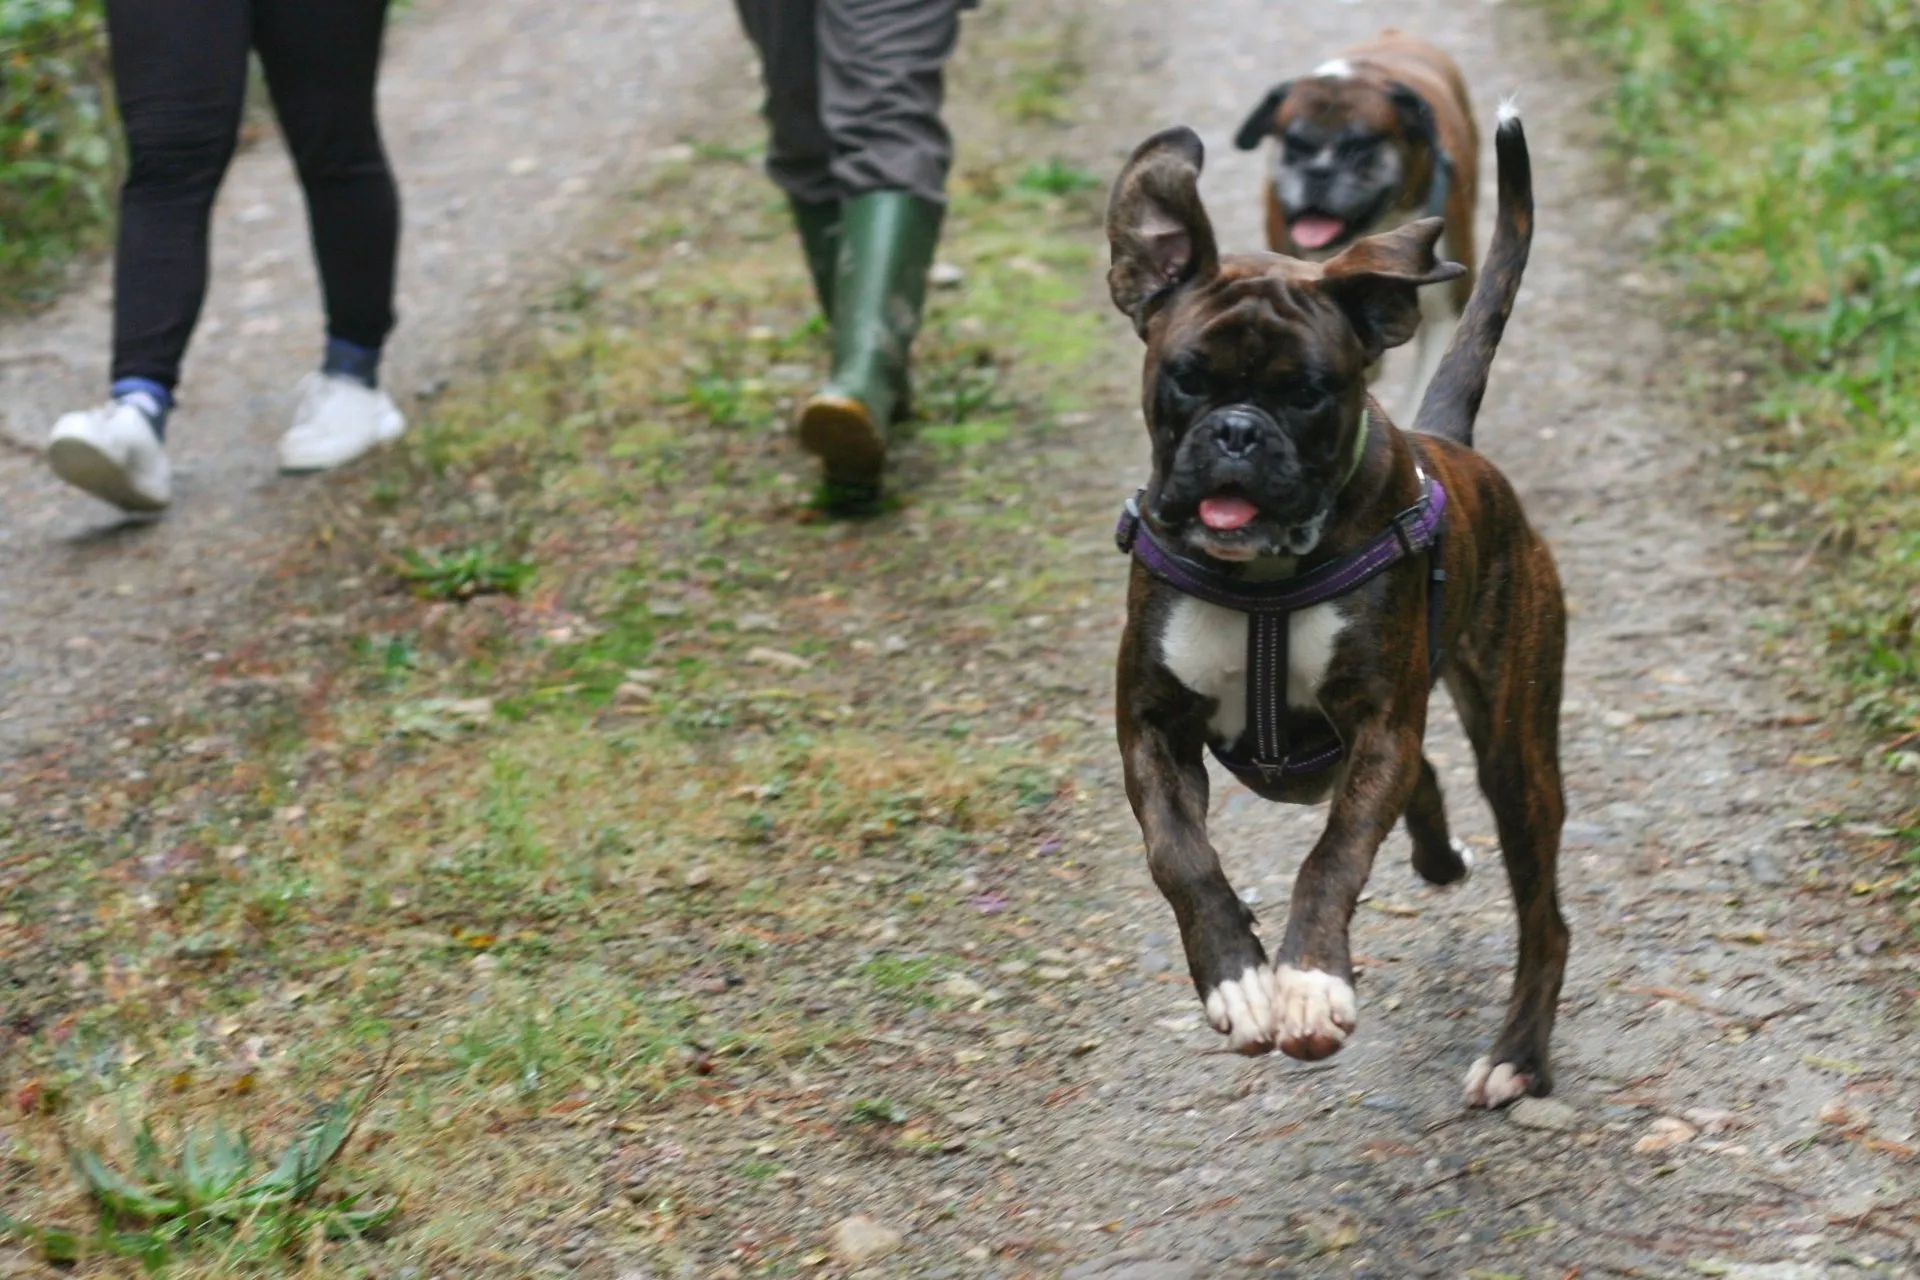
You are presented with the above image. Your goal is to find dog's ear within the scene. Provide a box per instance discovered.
[1387,81,1437,153]
[1232,81,1293,151]
[1319,216,1466,359]
[1107,126,1220,337]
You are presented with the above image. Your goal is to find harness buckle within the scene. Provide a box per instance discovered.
[1390,508,1420,558]
[1390,484,1435,558]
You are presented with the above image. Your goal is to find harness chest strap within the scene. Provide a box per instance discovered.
[1115,472,1449,782]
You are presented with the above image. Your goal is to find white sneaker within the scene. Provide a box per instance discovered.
[47,400,172,512]
[278,373,406,473]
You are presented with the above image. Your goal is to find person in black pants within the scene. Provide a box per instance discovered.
[47,0,406,514]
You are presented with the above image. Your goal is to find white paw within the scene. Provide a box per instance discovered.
[1203,965,1278,1055]
[1463,1056,1532,1108]
[1271,965,1356,1061]
[1452,839,1475,878]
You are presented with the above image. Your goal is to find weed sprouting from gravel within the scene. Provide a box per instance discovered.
[392,542,536,601]
[0,1081,394,1271]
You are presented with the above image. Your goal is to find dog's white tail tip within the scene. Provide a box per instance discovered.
[1497,95,1522,127]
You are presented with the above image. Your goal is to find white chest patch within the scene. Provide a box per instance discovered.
[1158,596,1348,742]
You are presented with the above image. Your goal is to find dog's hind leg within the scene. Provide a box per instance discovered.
[1450,554,1569,1108]
[1403,755,1473,886]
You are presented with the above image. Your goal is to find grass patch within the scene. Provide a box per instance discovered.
[391,542,537,601]
[1015,159,1101,196]
[1541,0,1920,920]
[1544,0,1920,730]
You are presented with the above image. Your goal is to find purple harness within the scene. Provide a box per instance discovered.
[1115,472,1449,785]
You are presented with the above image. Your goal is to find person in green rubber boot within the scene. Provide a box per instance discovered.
[734,0,975,505]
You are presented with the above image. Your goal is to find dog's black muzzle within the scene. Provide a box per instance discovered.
[1156,405,1315,526]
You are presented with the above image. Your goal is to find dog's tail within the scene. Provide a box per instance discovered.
[1413,101,1533,448]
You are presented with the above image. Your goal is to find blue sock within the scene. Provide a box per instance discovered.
[322,337,382,389]
[110,377,172,440]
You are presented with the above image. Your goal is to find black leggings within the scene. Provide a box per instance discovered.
[105,0,399,393]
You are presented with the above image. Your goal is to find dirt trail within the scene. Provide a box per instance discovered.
[0,0,735,763]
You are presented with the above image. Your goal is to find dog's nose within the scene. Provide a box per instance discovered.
[1215,414,1260,457]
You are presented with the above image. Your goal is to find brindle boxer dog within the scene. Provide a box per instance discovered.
[1107,107,1568,1107]
[1233,31,1478,418]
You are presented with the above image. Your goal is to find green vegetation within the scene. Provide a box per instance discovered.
[0,0,115,305]
[1546,0,1920,736]
[1014,158,1101,196]
[2,1087,394,1272]
[1543,0,1920,918]
[392,542,537,601]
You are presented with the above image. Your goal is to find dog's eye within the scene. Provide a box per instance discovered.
[1282,382,1328,412]
[1167,366,1209,400]
[1338,136,1380,159]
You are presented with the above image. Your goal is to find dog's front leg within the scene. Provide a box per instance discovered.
[1272,717,1424,1060]
[1121,718,1278,1055]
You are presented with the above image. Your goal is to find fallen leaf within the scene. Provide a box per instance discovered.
[746,646,812,672]
[1635,1116,1698,1153]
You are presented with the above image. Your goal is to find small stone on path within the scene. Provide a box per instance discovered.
[1682,1106,1745,1134]
[1509,1097,1579,1131]
[828,1215,903,1266]
[745,645,811,671]
[937,974,987,1000]
[1816,1098,1864,1127]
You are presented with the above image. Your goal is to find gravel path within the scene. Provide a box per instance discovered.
[0,0,736,761]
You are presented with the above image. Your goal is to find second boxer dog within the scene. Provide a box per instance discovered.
[1233,31,1478,417]
[1106,107,1567,1107]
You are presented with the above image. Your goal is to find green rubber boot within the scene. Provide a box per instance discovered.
[796,191,944,489]
[790,197,841,320]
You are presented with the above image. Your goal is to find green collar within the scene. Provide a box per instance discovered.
[1337,406,1373,491]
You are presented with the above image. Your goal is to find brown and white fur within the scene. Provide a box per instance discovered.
[1107,106,1566,1108]
[1233,31,1478,421]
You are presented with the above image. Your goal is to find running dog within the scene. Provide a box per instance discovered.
[1106,106,1567,1106]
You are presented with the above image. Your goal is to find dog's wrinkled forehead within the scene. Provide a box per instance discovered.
[1158,256,1343,372]
[1277,73,1403,139]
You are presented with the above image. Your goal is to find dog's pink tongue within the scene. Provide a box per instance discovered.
[1290,216,1345,249]
[1199,495,1259,531]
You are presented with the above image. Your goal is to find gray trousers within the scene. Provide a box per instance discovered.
[734,0,972,207]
